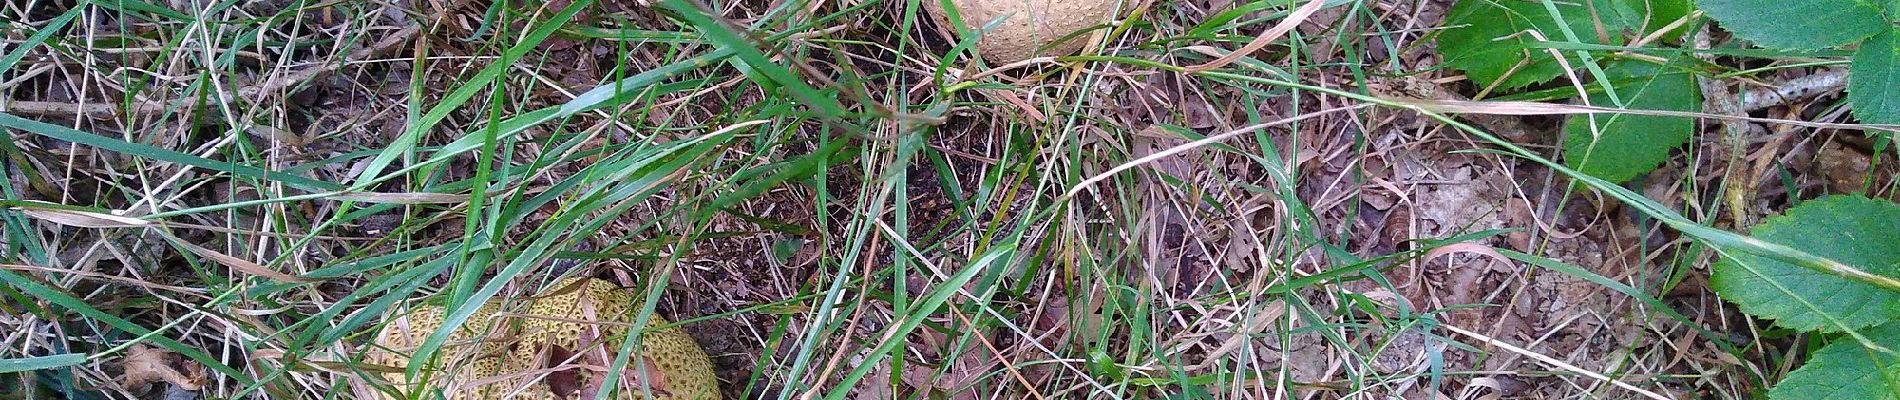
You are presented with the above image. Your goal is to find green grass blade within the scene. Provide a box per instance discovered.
[657,0,854,119]
[0,1,86,72]
[0,113,342,192]
[0,353,85,374]
[350,0,598,189]
[823,239,1020,399]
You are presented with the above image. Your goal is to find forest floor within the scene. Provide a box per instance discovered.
[2,0,1895,399]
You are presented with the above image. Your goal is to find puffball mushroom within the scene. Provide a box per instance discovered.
[367,277,721,400]
[923,0,1120,63]
[366,301,519,399]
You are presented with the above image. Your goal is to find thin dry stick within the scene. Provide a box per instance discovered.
[1441,324,1671,400]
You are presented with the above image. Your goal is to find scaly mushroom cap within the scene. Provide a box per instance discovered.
[513,277,722,400]
[367,301,521,399]
[924,0,1119,63]
[367,277,720,400]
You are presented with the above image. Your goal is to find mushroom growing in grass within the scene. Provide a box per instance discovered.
[366,301,519,399]
[923,0,1122,63]
[367,277,721,400]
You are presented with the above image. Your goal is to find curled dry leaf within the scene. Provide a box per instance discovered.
[121,343,207,391]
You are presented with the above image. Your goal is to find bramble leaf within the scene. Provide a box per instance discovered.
[1437,0,1642,90]
[1561,59,1701,184]
[1767,322,1900,400]
[1711,195,1900,332]
[1850,29,1900,125]
[1696,0,1889,50]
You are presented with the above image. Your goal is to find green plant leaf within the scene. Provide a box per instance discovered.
[1712,195,1900,332]
[1630,0,1694,38]
[1696,0,1889,50]
[1767,322,1900,400]
[1851,29,1900,125]
[1561,59,1701,183]
[1437,0,1640,90]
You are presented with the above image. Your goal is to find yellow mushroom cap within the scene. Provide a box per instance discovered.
[515,277,721,400]
[368,277,720,400]
[924,0,1119,63]
[366,301,518,399]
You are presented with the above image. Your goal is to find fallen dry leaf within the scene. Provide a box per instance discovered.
[121,343,207,391]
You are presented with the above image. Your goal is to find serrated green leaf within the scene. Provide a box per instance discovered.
[1851,29,1900,125]
[1768,322,1900,400]
[1561,59,1701,183]
[1697,0,1888,50]
[1437,0,1641,90]
[1712,196,1900,332]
